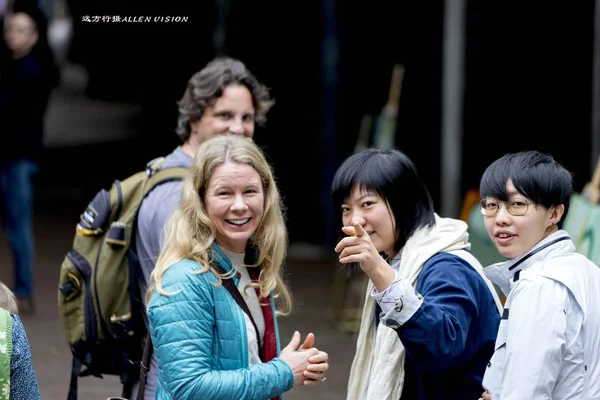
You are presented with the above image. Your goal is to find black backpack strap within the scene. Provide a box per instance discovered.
[120,347,134,399]
[122,378,133,399]
[67,358,81,400]
[213,265,262,356]
[137,332,154,400]
[131,166,187,400]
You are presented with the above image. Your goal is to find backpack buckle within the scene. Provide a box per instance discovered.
[110,312,133,339]
[145,157,166,177]
[59,273,81,301]
[105,222,126,248]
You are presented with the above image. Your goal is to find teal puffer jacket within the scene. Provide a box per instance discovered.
[147,253,294,399]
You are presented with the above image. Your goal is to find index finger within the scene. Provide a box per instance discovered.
[341,226,356,237]
[352,220,367,237]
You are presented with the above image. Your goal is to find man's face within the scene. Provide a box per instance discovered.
[4,12,38,56]
[188,84,256,149]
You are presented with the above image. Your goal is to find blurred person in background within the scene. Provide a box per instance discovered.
[10,0,60,92]
[0,4,57,313]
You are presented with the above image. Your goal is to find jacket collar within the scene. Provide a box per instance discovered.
[210,242,236,273]
[210,240,260,276]
[483,230,575,295]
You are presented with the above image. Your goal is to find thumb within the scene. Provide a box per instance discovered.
[284,331,301,351]
[353,220,367,237]
[298,332,315,351]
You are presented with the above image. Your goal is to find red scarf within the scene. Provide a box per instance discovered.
[248,267,281,400]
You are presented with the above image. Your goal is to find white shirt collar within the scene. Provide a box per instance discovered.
[483,230,574,295]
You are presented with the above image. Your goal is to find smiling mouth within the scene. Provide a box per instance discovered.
[226,218,250,226]
[497,233,515,238]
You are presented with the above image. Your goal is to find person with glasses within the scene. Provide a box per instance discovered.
[478,150,600,400]
[332,148,502,400]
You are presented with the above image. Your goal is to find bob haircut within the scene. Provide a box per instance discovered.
[480,150,574,224]
[331,148,436,253]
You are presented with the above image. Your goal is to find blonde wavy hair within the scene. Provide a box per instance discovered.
[146,134,292,316]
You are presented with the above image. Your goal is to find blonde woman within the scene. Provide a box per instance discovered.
[146,134,328,400]
[134,55,275,400]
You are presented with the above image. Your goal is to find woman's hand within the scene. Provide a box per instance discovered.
[479,390,492,400]
[297,332,329,385]
[335,221,384,273]
[335,221,396,292]
[279,331,319,388]
[302,350,329,385]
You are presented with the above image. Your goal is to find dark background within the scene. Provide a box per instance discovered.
[38,0,596,248]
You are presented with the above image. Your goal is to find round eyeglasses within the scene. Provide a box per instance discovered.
[479,200,534,217]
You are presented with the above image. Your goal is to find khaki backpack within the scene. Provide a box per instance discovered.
[57,157,187,400]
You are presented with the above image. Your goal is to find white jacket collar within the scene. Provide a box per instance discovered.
[483,230,575,295]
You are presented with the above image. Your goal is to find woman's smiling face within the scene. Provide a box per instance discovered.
[204,161,264,253]
[341,185,396,257]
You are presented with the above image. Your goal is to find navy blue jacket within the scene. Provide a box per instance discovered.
[395,253,500,400]
[0,52,48,167]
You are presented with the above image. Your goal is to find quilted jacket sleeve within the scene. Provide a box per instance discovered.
[148,261,294,400]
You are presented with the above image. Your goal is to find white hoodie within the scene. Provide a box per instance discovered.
[483,230,600,399]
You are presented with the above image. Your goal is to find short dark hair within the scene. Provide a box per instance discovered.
[175,57,274,142]
[331,148,436,253]
[479,150,574,223]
